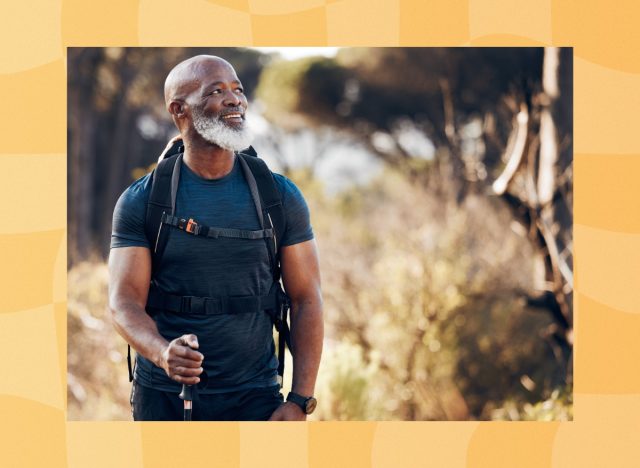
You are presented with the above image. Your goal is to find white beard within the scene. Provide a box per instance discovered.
[192,108,254,152]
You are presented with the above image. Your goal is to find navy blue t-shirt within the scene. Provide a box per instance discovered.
[110,156,313,393]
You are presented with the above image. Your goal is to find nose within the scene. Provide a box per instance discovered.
[222,89,242,107]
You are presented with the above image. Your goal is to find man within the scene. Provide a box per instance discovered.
[109,55,323,421]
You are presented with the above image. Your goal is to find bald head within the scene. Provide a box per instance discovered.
[162,54,251,150]
[164,55,238,108]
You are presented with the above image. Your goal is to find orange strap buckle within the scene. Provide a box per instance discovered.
[186,218,198,234]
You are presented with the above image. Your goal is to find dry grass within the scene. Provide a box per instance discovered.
[67,261,131,420]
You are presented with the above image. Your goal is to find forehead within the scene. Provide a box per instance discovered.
[191,59,241,86]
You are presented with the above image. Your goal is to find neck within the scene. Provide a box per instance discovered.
[181,135,236,179]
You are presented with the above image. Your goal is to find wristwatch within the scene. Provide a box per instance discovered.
[286,392,317,415]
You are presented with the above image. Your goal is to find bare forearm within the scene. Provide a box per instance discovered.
[289,298,323,396]
[111,301,169,368]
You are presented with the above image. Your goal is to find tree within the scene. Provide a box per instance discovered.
[258,47,573,359]
[257,49,573,418]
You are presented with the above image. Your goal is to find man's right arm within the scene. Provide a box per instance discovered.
[108,246,203,385]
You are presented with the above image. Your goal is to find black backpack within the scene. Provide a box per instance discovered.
[127,139,292,388]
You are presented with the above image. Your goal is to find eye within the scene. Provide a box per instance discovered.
[235,87,244,94]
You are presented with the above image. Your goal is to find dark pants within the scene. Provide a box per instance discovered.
[130,381,284,421]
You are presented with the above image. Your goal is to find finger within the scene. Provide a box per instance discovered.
[183,334,199,349]
[169,356,203,368]
[173,366,203,377]
[174,345,204,361]
[172,374,200,385]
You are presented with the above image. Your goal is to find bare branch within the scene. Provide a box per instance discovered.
[492,102,529,195]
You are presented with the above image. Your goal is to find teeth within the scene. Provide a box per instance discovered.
[222,114,242,119]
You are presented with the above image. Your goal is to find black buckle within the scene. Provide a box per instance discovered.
[181,296,207,314]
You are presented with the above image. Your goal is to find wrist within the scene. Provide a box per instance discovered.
[153,339,171,369]
[286,392,317,415]
[291,383,315,397]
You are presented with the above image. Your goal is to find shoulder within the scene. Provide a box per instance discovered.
[124,172,153,199]
[272,172,306,203]
[270,173,311,220]
[112,173,153,224]
[115,173,153,211]
[270,172,314,246]
[111,173,154,249]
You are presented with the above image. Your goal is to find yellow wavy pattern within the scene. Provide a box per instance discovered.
[552,395,640,467]
[467,422,560,468]
[552,0,640,73]
[0,0,637,466]
[0,60,66,153]
[251,7,328,45]
[399,0,470,44]
[138,0,252,45]
[469,0,552,44]
[326,0,400,45]
[0,0,63,73]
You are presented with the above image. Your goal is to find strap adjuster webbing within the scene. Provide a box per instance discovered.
[147,287,279,316]
[160,212,274,240]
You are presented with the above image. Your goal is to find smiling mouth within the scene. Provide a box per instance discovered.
[220,113,244,124]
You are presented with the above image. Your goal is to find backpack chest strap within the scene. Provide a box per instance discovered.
[146,286,279,316]
[160,213,274,240]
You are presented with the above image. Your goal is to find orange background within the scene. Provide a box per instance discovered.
[1,0,639,466]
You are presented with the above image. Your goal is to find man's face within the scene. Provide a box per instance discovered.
[188,61,253,151]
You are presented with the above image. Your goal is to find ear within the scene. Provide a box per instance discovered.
[168,100,186,118]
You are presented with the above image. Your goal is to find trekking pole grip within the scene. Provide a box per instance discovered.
[178,342,197,421]
[179,384,194,401]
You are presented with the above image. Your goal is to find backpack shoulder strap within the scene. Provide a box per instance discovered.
[237,152,286,264]
[144,153,182,273]
[238,151,292,388]
[130,153,181,382]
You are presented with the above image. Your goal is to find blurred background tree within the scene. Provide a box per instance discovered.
[68,47,572,421]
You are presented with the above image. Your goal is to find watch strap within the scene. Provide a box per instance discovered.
[286,392,312,413]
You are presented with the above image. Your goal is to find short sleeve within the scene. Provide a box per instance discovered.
[273,174,314,247]
[110,175,152,249]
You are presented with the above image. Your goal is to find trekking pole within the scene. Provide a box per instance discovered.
[178,383,193,421]
[178,343,208,421]
[178,342,197,421]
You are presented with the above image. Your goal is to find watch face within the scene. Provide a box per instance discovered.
[304,397,317,414]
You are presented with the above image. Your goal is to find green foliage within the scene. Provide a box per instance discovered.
[256,56,348,128]
[287,48,544,141]
[454,299,562,418]
[315,342,384,420]
[256,58,311,119]
[293,164,569,420]
[491,385,573,421]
